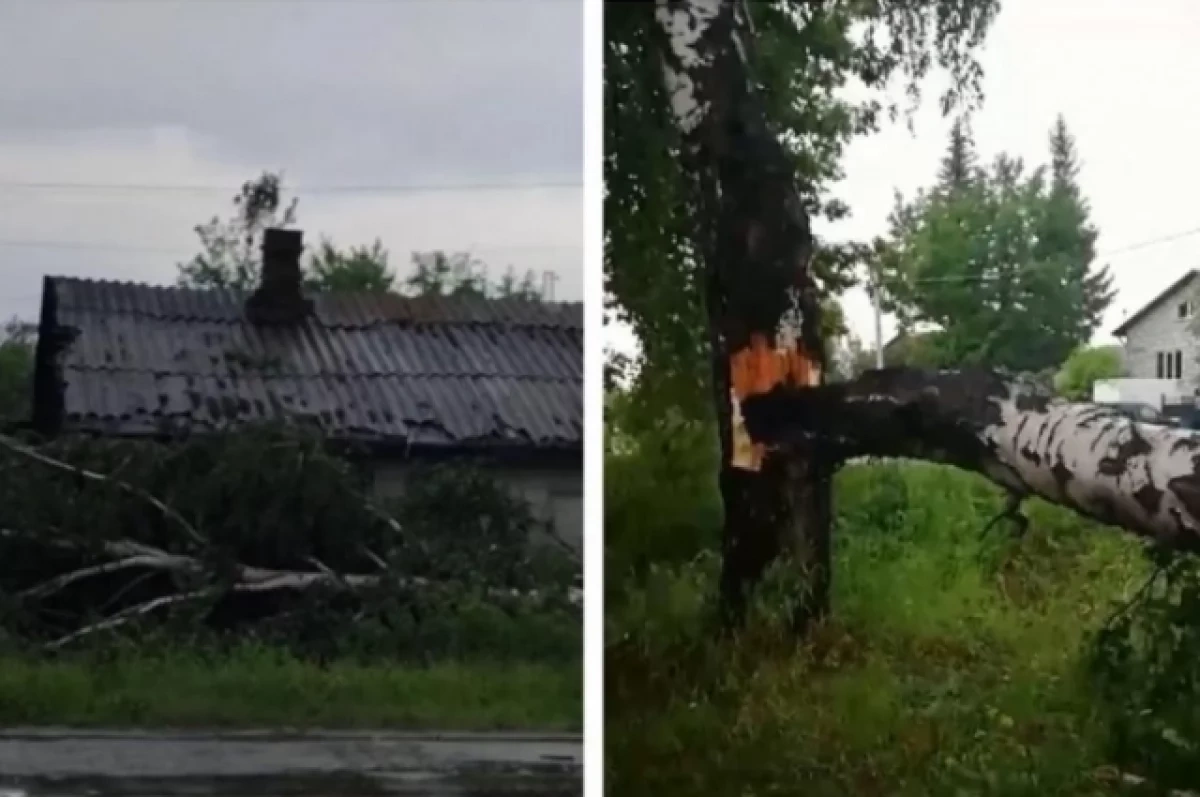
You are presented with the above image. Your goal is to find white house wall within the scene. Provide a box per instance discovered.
[1122,277,1200,390]
[372,463,584,553]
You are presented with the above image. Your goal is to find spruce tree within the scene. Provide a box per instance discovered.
[937,118,979,192]
[1040,114,1114,346]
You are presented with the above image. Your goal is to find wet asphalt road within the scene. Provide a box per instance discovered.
[0,729,582,796]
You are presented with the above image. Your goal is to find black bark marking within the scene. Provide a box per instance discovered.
[1089,421,1119,451]
[1098,425,1153,475]
[1020,445,1041,465]
[1076,406,1116,428]
[1171,435,1200,454]
[1034,417,1052,451]
[1015,414,1030,439]
[1045,414,1067,446]
[1167,473,1200,522]
[1050,457,1073,495]
[1132,483,1163,517]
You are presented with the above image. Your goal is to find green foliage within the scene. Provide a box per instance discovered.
[880,118,1115,371]
[884,328,948,368]
[605,0,1000,417]
[1055,345,1123,400]
[604,389,721,583]
[405,250,490,297]
[1090,553,1200,792]
[494,265,544,301]
[405,251,543,300]
[0,318,35,422]
[176,171,396,294]
[305,237,395,293]
[606,459,1156,795]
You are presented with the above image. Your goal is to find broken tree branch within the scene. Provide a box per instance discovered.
[740,367,1200,553]
[19,535,583,630]
[0,433,206,547]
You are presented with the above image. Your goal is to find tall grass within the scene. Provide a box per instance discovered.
[0,643,581,730]
[606,459,1158,795]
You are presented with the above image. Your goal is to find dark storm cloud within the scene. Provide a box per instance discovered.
[0,0,581,185]
[0,0,582,319]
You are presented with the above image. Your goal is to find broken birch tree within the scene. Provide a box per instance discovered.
[741,367,1200,554]
[656,0,831,627]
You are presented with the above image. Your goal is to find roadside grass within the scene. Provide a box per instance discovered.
[606,460,1150,795]
[0,645,581,731]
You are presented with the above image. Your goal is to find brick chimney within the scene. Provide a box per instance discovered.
[245,228,313,324]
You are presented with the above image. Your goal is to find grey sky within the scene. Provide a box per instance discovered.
[608,0,1200,358]
[0,0,583,322]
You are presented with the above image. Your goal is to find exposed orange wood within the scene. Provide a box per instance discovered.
[728,331,821,470]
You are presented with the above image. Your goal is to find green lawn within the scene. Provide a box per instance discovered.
[606,461,1156,796]
[0,645,581,731]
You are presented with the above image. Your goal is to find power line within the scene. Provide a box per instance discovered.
[1098,226,1200,257]
[0,237,578,257]
[0,178,581,196]
[869,225,1200,287]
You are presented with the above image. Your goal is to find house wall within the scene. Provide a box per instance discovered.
[1121,278,1200,396]
[371,462,584,553]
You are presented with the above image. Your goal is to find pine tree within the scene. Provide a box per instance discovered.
[937,118,979,192]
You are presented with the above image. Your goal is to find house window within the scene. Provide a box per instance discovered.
[1160,350,1185,380]
[1181,301,1193,320]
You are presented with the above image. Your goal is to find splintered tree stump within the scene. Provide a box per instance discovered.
[656,0,833,628]
[741,367,1200,553]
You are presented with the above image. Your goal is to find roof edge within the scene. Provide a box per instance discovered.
[1112,269,1200,337]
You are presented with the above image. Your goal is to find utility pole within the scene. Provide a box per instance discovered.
[542,270,559,301]
[867,264,884,369]
[872,282,884,369]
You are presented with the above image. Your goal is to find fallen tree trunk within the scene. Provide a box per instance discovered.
[740,367,1200,553]
[18,536,581,650]
[38,547,582,651]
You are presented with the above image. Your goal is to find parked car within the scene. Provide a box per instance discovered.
[1110,402,1178,426]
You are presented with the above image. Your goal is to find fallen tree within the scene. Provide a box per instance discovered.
[741,367,1200,554]
[0,427,581,654]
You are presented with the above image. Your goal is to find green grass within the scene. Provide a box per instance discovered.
[0,644,581,731]
[606,460,1152,796]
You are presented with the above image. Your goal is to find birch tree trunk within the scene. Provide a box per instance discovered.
[741,368,1200,554]
[655,0,832,628]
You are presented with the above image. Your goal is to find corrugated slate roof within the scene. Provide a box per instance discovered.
[41,277,582,450]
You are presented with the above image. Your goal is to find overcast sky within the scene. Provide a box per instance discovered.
[0,0,582,322]
[608,0,1200,358]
